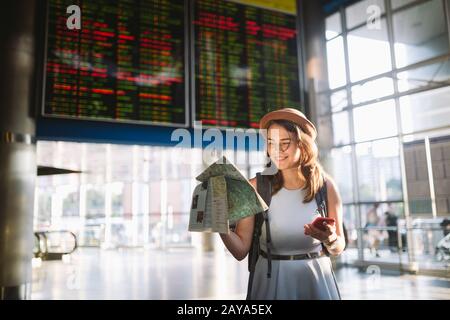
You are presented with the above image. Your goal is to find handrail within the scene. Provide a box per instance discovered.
[34,232,49,258]
[359,226,449,232]
[33,230,78,260]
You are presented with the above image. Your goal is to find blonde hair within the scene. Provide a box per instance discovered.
[265,119,326,203]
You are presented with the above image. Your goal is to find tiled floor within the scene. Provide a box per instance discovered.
[31,247,450,300]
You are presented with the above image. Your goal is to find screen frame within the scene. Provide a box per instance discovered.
[190,0,304,131]
[40,0,190,128]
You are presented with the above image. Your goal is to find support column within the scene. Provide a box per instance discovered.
[297,0,334,177]
[298,0,331,133]
[0,1,38,299]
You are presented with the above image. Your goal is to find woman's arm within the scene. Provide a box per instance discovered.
[218,178,256,261]
[304,175,346,256]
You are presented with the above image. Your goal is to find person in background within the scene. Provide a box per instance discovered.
[365,203,381,257]
[384,204,398,253]
[440,218,450,237]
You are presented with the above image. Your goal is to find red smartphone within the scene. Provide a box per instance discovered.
[312,217,335,231]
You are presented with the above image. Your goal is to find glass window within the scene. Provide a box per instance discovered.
[347,18,392,82]
[147,146,162,180]
[351,77,394,104]
[111,182,125,217]
[403,124,450,143]
[397,58,450,92]
[330,89,348,112]
[168,147,193,180]
[135,146,151,182]
[84,144,107,184]
[332,111,351,146]
[249,150,266,177]
[34,141,202,248]
[400,85,450,134]
[149,180,162,245]
[391,0,418,10]
[86,185,105,218]
[317,90,348,116]
[108,182,147,247]
[393,0,449,68]
[360,203,382,229]
[353,99,398,142]
[110,144,133,182]
[110,222,130,247]
[135,182,150,245]
[326,11,342,40]
[318,115,333,147]
[356,138,403,202]
[359,201,404,259]
[166,179,192,245]
[326,36,347,89]
[222,147,236,165]
[343,204,358,248]
[317,91,332,115]
[62,186,79,217]
[346,0,385,30]
[57,142,83,172]
[330,146,354,203]
[37,141,56,167]
[169,147,198,180]
[235,149,249,177]
[403,140,432,215]
[35,187,52,229]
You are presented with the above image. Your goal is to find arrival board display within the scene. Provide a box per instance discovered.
[193,0,301,129]
[43,0,187,126]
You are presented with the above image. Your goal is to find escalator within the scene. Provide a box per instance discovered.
[34,231,78,261]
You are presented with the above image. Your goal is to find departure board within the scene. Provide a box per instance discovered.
[193,0,301,129]
[43,0,187,126]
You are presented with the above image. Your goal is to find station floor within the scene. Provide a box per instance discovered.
[31,247,450,300]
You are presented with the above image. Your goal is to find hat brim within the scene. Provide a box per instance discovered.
[259,110,317,141]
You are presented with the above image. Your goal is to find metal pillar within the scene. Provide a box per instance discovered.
[297,0,334,164]
[0,1,38,299]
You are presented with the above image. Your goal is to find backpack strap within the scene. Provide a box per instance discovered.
[315,175,330,256]
[246,172,272,299]
[258,173,273,279]
[248,172,272,272]
[315,175,343,299]
[314,175,328,219]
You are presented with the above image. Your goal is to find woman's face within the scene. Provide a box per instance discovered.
[267,123,301,170]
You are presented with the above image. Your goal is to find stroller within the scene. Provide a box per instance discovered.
[435,233,450,262]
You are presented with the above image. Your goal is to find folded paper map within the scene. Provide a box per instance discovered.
[188,156,269,234]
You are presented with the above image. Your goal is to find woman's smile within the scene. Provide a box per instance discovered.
[276,156,288,162]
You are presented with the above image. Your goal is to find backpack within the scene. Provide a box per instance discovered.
[245,171,347,300]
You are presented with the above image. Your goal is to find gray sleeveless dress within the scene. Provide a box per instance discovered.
[249,186,341,300]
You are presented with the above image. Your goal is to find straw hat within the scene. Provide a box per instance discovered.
[259,108,317,141]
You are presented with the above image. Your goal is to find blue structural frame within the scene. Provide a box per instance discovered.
[36,117,181,146]
[322,0,358,14]
[36,116,265,151]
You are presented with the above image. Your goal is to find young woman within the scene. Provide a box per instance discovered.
[219,108,345,300]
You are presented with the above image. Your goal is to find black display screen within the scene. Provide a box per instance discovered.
[43,0,187,126]
[193,0,301,129]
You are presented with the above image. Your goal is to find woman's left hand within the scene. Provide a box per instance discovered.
[304,222,337,243]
